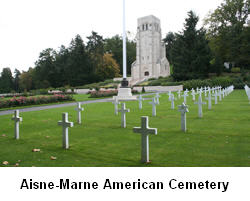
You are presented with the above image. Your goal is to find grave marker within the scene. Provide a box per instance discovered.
[155,93,160,104]
[213,90,218,104]
[182,91,189,104]
[177,90,181,99]
[58,113,74,149]
[118,103,130,128]
[194,95,206,118]
[170,94,175,109]
[191,89,196,101]
[75,102,84,124]
[11,110,22,140]
[133,116,157,163]
[178,103,189,132]
[112,97,120,115]
[206,91,212,110]
[138,95,144,109]
[149,97,157,116]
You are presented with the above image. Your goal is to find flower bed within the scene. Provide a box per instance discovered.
[0,94,74,109]
[89,89,138,98]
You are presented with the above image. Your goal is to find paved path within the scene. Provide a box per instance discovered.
[0,98,113,116]
[0,93,159,116]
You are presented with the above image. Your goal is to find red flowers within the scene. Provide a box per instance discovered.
[0,95,73,109]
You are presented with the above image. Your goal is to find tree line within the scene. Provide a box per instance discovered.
[164,0,250,81]
[0,0,249,93]
[0,32,136,93]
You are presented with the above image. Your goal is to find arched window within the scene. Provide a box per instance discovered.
[145,72,149,76]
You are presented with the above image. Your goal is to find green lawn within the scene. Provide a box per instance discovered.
[0,90,249,167]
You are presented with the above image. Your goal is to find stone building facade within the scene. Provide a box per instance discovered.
[131,15,170,85]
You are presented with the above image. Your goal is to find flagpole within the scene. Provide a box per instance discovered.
[123,0,127,79]
[121,0,128,87]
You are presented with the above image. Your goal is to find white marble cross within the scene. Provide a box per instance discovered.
[75,102,84,124]
[168,91,172,101]
[206,91,212,110]
[194,95,206,118]
[213,90,218,104]
[177,90,181,99]
[138,95,144,110]
[11,110,22,140]
[149,97,157,116]
[222,89,225,99]
[191,89,196,101]
[112,97,120,115]
[133,116,157,163]
[178,103,189,132]
[196,87,199,93]
[118,103,130,128]
[170,94,175,109]
[58,113,74,149]
[182,91,189,104]
[218,88,222,101]
[204,87,207,97]
[155,93,160,104]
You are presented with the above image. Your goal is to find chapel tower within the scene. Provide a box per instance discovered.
[131,15,170,85]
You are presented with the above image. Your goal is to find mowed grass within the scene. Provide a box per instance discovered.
[0,90,249,167]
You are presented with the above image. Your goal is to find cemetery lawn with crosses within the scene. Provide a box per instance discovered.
[0,90,249,167]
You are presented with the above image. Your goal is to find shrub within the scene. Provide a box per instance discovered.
[90,90,118,98]
[231,67,241,73]
[182,77,234,90]
[89,89,138,98]
[0,95,74,109]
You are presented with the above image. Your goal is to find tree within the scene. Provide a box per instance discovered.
[96,53,120,80]
[66,35,94,86]
[104,35,136,76]
[171,11,211,81]
[34,48,56,88]
[0,68,14,93]
[204,0,250,69]
[13,69,21,92]
[19,68,34,91]
[163,32,176,65]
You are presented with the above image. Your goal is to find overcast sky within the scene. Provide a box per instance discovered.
[0,0,224,73]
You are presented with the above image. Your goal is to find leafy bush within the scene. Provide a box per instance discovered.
[90,89,138,98]
[0,95,74,109]
[182,76,246,90]
[231,67,241,73]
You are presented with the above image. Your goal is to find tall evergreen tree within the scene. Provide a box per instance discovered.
[163,32,176,65]
[172,11,211,81]
[13,69,21,92]
[0,68,14,93]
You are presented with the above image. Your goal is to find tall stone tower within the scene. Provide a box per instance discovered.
[131,15,170,85]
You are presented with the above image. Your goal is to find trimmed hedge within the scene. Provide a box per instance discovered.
[183,77,246,90]
[90,89,138,98]
[0,94,74,109]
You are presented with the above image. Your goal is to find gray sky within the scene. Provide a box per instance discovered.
[0,0,224,73]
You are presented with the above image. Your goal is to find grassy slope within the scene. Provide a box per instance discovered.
[0,90,249,167]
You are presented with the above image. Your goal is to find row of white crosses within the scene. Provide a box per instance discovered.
[113,86,233,162]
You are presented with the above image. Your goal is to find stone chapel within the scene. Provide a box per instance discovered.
[131,15,170,85]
